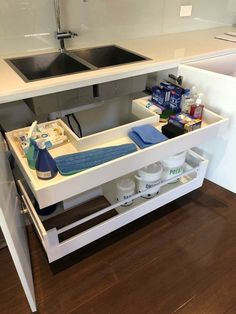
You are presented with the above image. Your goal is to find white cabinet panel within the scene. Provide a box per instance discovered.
[179,61,235,192]
[0,133,36,312]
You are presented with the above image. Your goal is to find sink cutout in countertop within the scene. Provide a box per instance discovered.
[5,52,92,82]
[5,45,150,82]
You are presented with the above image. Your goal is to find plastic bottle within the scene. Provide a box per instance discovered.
[181,86,198,113]
[190,93,204,119]
[181,88,190,113]
[135,162,163,198]
[116,178,135,206]
[189,86,198,101]
[35,140,58,180]
[26,138,39,170]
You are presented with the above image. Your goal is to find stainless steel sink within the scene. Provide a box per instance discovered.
[5,52,91,82]
[6,45,149,82]
[70,45,149,68]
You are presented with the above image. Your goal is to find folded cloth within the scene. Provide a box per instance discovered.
[55,143,137,175]
[128,124,168,149]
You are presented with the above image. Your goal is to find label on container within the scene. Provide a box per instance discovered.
[36,170,52,179]
[137,179,161,198]
[117,192,134,206]
[138,180,160,191]
[163,166,184,181]
[190,105,204,119]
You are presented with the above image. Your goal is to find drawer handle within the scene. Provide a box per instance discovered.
[20,195,29,214]
[21,207,28,215]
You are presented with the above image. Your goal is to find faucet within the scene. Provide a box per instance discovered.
[54,0,78,52]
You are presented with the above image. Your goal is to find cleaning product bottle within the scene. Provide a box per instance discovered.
[189,86,198,101]
[190,93,204,119]
[181,88,190,113]
[181,86,198,113]
[35,140,58,180]
[26,138,39,170]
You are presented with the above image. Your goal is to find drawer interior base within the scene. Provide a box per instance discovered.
[42,196,117,242]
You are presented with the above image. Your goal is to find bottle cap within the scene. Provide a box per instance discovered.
[196,93,204,105]
[184,88,190,96]
[190,86,197,93]
[37,139,46,149]
[116,178,135,192]
[137,162,163,181]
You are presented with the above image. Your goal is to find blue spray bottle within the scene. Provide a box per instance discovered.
[35,140,58,180]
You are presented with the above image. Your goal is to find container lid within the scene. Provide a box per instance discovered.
[37,139,46,150]
[195,93,204,105]
[137,162,162,181]
[165,151,186,160]
[116,178,135,191]
[190,86,197,98]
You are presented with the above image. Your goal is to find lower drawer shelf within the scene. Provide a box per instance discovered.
[18,150,208,263]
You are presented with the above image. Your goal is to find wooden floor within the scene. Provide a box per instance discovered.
[1,180,236,314]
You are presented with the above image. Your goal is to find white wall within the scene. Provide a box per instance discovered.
[0,0,235,55]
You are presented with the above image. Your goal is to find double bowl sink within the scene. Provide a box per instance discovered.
[5,45,149,82]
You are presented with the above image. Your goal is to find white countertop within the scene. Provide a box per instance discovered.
[1,26,236,104]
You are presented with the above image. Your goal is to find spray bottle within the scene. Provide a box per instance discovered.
[35,140,58,180]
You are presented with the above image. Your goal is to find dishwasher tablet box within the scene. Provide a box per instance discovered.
[152,82,185,112]
[152,85,173,108]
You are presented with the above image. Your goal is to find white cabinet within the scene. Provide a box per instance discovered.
[0,133,36,312]
[0,62,229,312]
[178,57,236,192]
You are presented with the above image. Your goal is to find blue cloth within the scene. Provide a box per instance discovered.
[55,143,137,175]
[128,124,168,149]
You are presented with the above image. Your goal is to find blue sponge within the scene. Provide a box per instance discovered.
[128,124,168,148]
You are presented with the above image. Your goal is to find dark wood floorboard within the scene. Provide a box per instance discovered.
[0,180,236,314]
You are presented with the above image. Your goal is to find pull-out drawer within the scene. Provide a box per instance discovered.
[7,98,226,208]
[7,100,158,208]
[18,150,208,263]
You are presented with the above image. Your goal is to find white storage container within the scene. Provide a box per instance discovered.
[135,162,162,198]
[116,178,135,206]
[162,151,187,182]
